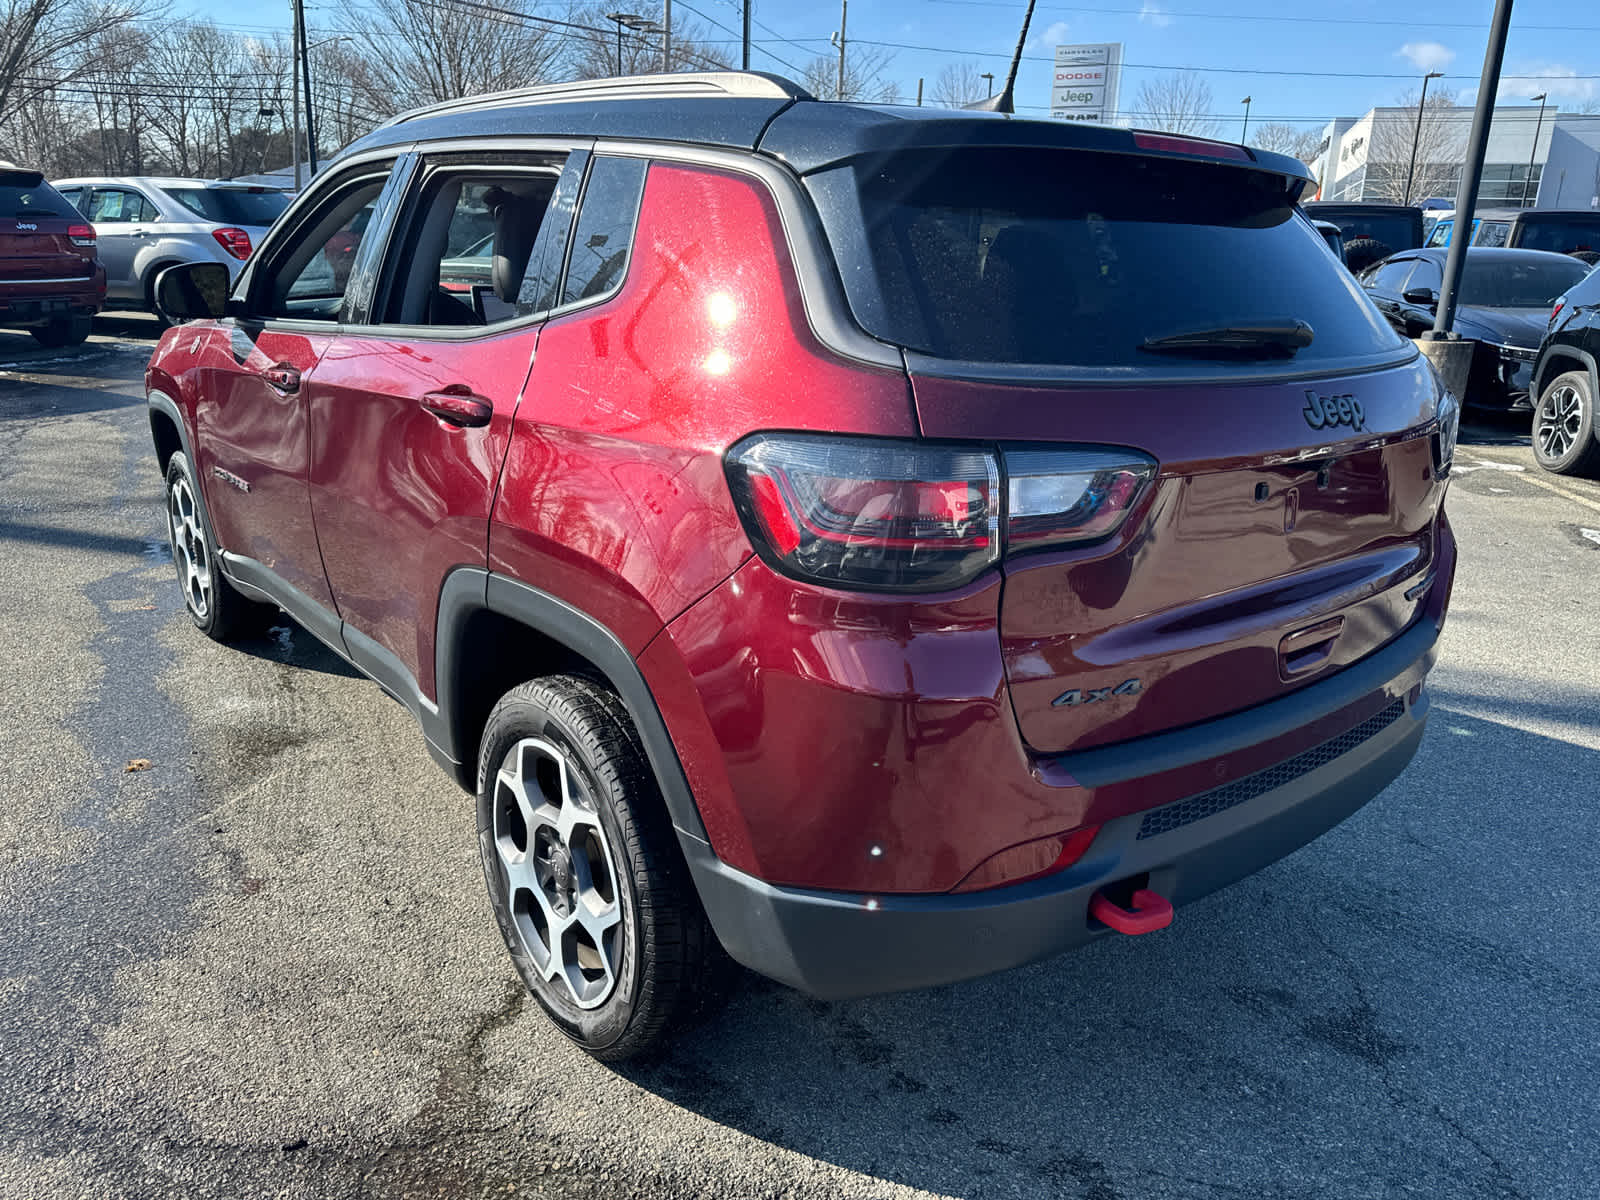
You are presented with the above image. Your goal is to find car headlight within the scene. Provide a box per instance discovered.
[1433,383,1460,481]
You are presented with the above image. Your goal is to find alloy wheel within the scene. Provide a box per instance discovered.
[168,475,212,620]
[1536,383,1584,460]
[492,737,624,1010]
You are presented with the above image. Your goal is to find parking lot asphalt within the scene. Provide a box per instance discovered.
[2,317,1598,1200]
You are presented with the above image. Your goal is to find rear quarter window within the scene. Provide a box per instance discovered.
[806,146,1407,372]
[0,175,81,220]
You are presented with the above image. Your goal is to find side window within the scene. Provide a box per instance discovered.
[561,156,648,307]
[383,166,560,328]
[87,188,138,222]
[56,187,82,213]
[1406,258,1442,294]
[1426,221,1451,248]
[1478,221,1509,248]
[1365,258,1412,292]
[255,169,392,321]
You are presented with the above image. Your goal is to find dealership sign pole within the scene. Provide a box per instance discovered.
[1051,43,1124,124]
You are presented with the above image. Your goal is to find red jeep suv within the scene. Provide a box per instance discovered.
[145,73,1458,1059]
[1,165,104,347]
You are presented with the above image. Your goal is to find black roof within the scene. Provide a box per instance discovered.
[336,70,1314,184]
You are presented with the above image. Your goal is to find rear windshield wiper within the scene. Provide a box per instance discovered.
[1140,321,1314,358]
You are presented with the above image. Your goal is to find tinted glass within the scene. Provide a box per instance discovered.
[1308,209,1421,250]
[1364,258,1415,292]
[261,174,391,320]
[0,177,82,219]
[561,157,647,307]
[1407,258,1443,291]
[1514,217,1600,254]
[1458,256,1588,307]
[810,147,1405,368]
[167,187,289,226]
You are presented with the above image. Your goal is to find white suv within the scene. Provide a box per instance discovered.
[51,177,288,317]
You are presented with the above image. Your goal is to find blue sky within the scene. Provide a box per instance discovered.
[178,0,1600,134]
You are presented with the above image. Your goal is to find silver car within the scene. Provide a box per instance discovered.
[49,177,289,316]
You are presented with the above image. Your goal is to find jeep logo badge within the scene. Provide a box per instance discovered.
[15,221,37,231]
[1303,390,1364,432]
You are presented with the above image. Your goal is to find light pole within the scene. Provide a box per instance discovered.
[1524,92,1548,207]
[981,72,994,98]
[1240,95,1252,142]
[605,12,645,75]
[1404,70,1444,206]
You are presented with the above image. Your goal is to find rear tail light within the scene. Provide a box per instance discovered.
[211,226,252,260]
[1432,384,1461,481]
[68,223,95,247]
[725,434,1156,593]
[1550,299,1564,327]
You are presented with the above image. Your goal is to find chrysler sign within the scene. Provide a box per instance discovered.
[1051,42,1123,124]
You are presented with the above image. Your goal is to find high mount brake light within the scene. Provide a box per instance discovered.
[725,435,1157,593]
[211,226,252,260]
[1132,131,1252,162]
[67,223,95,247]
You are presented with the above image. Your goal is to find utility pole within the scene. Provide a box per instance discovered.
[742,0,751,71]
[290,0,301,190]
[1434,0,1515,336]
[1240,96,1251,142]
[916,77,923,107]
[663,0,672,72]
[835,0,847,100]
[1404,71,1443,206]
[1525,92,1548,207]
[296,0,317,177]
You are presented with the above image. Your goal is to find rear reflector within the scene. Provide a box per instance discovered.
[211,226,252,260]
[1132,131,1252,161]
[68,224,95,247]
[952,826,1100,893]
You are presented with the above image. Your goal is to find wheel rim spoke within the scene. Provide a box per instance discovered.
[493,736,624,1009]
[1538,386,1585,459]
[168,477,212,618]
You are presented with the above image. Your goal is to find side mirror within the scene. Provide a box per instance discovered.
[1402,286,1438,307]
[154,261,230,322]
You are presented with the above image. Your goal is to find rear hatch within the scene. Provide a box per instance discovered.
[0,170,94,287]
[801,135,1447,754]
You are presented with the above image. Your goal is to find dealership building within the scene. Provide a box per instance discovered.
[1307,105,1600,210]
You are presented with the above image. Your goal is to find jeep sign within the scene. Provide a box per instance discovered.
[1051,42,1123,124]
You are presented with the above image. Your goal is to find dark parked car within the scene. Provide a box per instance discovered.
[0,164,105,347]
[145,72,1458,1059]
[1359,247,1590,408]
[1427,207,1600,255]
[1530,261,1600,475]
[1303,202,1426,272]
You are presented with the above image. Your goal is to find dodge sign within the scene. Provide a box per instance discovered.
[1052,42,1123,124]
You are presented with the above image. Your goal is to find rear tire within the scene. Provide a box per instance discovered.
[164,450,278,641]
[1344,238,1393,275]
[1531,370,1600,477]
[29,314,91,348]
[476,674,726,1061]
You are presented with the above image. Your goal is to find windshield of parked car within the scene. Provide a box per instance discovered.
[1459,256,1589,307]
[0,174,79,220]
[1513,217,1600,254]
[806,146,1407,369]
[167,187,289,226]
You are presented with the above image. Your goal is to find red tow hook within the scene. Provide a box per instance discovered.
[1089,887,1174,935]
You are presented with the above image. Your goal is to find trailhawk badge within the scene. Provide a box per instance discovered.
[1303,390,1365,432]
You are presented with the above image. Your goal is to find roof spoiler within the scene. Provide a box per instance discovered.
[0,167,45,188]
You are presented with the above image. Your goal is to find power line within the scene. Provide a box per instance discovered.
[669,0,812,77]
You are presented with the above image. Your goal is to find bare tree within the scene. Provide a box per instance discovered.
[565,6,732,80]
[0,0,148,139]
[801,44,898,103]
[1366,87,1463,205]
[1249,122,1323,162]
[930,62,986,109]
[1131,71,1218,138]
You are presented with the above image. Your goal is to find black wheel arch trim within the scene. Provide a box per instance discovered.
[1533,343,1600,404]
[435,568,712,846]
[147,389,197,471]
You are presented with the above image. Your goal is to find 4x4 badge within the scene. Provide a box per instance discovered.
[1053,678,1142,707]
[1303,390,1365,432]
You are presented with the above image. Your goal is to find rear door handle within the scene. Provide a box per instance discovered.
[262,363,300,393]
[420,387,493,428]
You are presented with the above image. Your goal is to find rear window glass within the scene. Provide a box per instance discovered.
[1315,213,1421,250]
[807,147,1406,369]
[0,175,80,220]
[1513,218,1600,254]
[167,187,289,226]
[1458,256,1589,307]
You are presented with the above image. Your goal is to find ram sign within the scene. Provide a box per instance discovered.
[1051,43,1123,124]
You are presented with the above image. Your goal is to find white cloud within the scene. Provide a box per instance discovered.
[1398,42,1456,73]
[1028,20,1071,52]
[1494,62,1597,106]
[1138,2,1172,27]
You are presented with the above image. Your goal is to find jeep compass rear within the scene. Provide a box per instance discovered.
[145,76,1455,1059]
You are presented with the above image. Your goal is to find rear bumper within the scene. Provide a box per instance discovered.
[684,612,1438,999]
[0,276,105,325]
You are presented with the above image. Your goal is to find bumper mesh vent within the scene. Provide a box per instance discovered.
[1135,699,1406,841]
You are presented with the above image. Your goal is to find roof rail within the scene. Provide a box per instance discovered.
[380,71,813,130]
